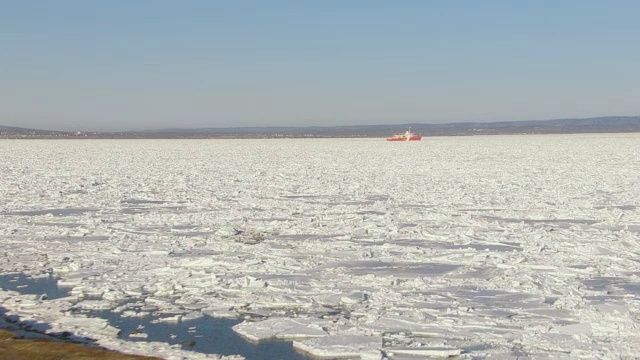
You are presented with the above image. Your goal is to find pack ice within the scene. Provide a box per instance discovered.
[1,135,640,359]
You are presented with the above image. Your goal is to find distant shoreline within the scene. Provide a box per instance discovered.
[2,130,640,140]
[3,116,640,139]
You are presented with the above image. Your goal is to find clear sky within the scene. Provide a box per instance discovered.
[1,1,639,131]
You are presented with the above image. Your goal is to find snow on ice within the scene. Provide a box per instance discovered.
[1,134,640,359]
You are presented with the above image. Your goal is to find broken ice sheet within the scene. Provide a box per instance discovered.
[2,135,640,359]
[233,317,327,342]
[293,335,382,359]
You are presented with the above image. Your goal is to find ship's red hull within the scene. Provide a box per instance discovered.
[386,135,422,141]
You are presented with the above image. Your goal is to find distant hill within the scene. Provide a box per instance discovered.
[0,125,41,132]
[2,116,640,138]
[151,116,640,137]
[0,125,71,138]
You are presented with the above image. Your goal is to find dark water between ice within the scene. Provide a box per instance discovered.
[87,310,309,360]
[0,273,71,300]
[0,273,310,360]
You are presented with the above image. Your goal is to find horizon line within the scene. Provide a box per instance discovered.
[3,114,640,133]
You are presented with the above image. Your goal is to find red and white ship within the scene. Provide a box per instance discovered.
[386,127,422,141]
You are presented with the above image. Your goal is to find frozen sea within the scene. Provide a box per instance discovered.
[1,134,640,359]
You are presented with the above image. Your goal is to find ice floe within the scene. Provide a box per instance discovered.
[2,135,640,359]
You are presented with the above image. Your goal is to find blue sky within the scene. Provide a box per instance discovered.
[1,1,639,131]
